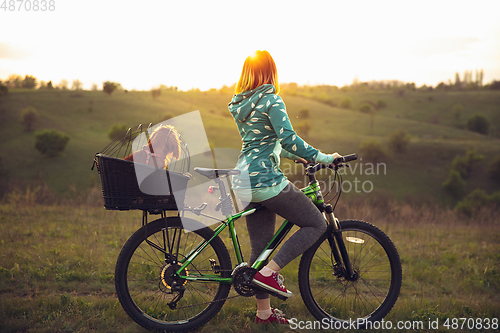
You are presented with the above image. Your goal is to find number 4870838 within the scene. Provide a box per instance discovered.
[443,318,498,330]
[1,0,55,11]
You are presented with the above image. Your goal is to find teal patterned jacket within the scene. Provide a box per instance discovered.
[228,84,324,190]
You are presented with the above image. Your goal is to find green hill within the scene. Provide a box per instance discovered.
[1,88,499,205]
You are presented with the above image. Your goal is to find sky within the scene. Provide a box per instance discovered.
[1,0,499,91]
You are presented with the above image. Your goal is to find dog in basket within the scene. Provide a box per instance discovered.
[124,124,182,169]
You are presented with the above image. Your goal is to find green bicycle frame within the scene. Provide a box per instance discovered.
[174,179,327,284]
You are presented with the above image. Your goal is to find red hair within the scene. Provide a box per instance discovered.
[235,50,279,94]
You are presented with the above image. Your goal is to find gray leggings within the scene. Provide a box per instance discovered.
[244,182,327,299]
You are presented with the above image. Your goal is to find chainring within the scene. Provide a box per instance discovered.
[232,266,258,297]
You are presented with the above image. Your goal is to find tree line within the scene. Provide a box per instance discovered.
[279,69,499,94]
[0,74,84,91]
[0,74,123,95]
[2,69,500,97]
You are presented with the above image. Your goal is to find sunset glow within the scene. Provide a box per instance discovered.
[1,0,499,91]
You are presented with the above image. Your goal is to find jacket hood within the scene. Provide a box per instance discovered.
[228,84,276,122]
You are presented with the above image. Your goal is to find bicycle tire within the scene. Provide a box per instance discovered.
[298,219,402,328]
[115,217,232,332]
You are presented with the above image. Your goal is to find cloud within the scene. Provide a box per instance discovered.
[411,36,481,58]
[0,43,32,59]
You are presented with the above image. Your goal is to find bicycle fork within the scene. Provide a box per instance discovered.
[324,205,357,281]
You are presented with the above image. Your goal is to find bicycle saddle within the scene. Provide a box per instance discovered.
[193,167,241,179]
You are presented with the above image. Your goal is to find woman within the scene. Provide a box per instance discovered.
[228,50,342,324]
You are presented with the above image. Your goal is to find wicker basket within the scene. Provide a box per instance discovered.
[94,154,190,212]
[92,123,191,212]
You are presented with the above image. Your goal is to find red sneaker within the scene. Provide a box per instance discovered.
[252,271,293,298]
[255,308,289,324]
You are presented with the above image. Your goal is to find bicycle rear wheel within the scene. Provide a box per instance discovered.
[298,219,402,328]
[115,217,232,332]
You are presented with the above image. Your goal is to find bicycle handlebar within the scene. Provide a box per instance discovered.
[337,153,358,164]
[303,153,358,175]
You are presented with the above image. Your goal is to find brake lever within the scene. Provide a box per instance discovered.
[294,159,315,167]
[336,163,349,171]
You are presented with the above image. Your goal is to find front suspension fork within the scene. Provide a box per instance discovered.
[324,205,356,280]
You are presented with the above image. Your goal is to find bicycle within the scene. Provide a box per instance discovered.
[113,153,402,332]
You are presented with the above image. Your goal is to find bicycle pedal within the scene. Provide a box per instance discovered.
[272,293,289,301]
[267,290,289,301]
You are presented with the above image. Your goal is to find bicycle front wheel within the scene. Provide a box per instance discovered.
[115,217,232,332]
[298,219,402,327]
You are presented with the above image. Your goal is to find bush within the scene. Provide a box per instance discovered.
[376,100,387,109]
[108,124,129,140]
[359,138,386,163]
[20,106,39,132]
[451,150,484,179]
[103,81,119,95]
[456,189,500,216]
[388,129,410,153]
[487,155,500,183]
[34,130,70,157]
[442,169,465,199]
[466,114,490,134]
[339,97,352,109]
[359,103,374,114]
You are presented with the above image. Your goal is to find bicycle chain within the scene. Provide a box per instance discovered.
[168,268,241,310]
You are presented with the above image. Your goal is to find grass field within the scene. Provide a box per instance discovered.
[0,200,499,333]
[1,88,499,204]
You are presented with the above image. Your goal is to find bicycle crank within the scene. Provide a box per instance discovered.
[232,263,258,297]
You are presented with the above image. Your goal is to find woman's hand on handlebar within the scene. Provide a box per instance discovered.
[330,152,342,162]
[296,153,358,173]
[297,152,342,166]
